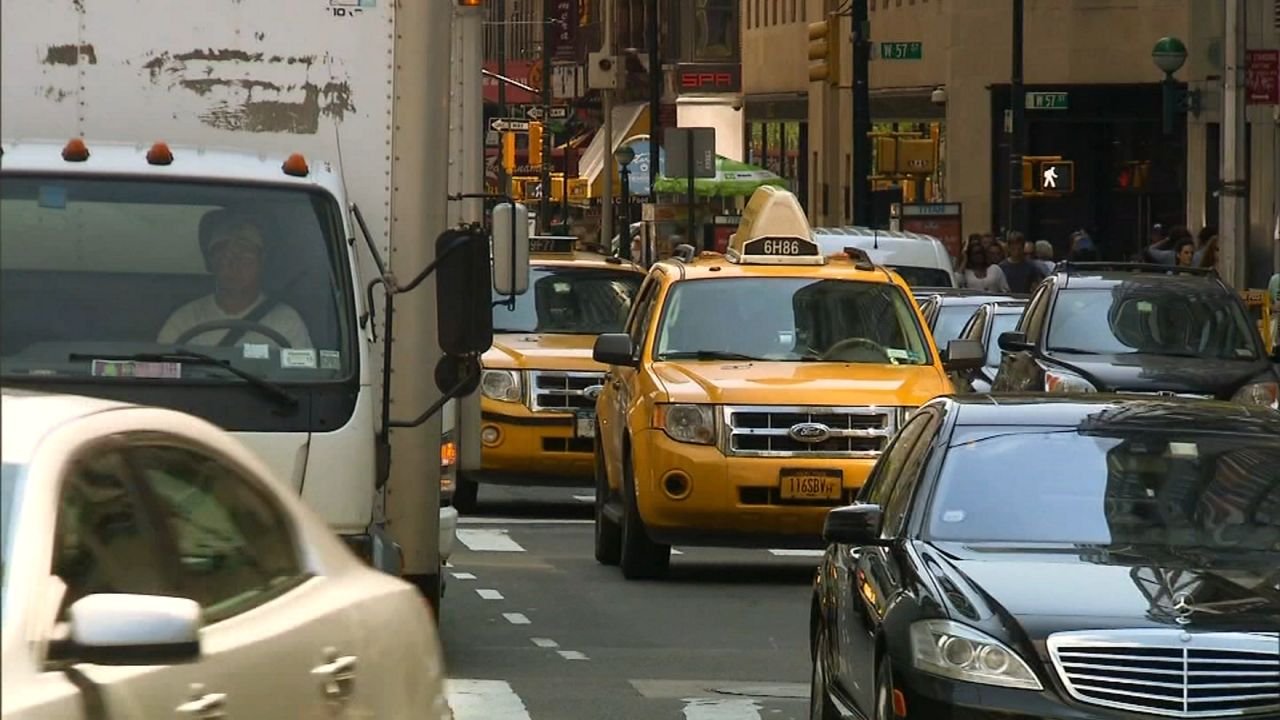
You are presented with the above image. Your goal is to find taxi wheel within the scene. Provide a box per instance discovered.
[453,474,479,514]
[594,436,621,565]
[619,452,670,580]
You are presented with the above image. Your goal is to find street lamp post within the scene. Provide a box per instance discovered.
[1151,37,1200,136]
[614,144,636,255]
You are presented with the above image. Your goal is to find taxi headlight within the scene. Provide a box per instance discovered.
[910,620,1042,690]
[481,369,522,402]
[1044,367,1096,394]
[655,404,716,445]
[1232,379,1278,410]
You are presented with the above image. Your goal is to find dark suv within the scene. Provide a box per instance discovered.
[991,263,1279,409]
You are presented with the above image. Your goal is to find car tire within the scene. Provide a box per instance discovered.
[809,625,840,720]
[875,655,898,720]
[618,448,670,580]
[453,473,479,514]
[594,433,621,565]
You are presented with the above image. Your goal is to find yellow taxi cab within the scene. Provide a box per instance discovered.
[590,187,983,578]
[453,236,646,512]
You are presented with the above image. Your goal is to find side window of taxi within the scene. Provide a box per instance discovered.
[858,414,930,509]
[53,450,171,614]
[627,275,661,350]
[127,445,307,621]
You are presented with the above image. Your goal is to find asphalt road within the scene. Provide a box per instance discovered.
[438,485,820,719]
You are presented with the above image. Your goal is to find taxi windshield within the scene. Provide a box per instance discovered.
[655,277,933,365]
[0,175,353,383]
[493,267,643,335]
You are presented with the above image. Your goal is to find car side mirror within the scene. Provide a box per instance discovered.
[593,333,637,367]
[66,594,201,666]
[823,504,886,546]
[492,202,531,296]
[998,331,1033,353]
[943,339,985,372]
[436,228,494,356]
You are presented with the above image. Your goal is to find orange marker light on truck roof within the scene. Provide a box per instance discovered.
[146,141,174,166]
[61,138,90,162]
[282,153,310,177]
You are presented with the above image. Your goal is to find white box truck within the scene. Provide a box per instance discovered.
[0,0,521,612]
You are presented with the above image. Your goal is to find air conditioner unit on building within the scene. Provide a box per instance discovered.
[588,52,619,90]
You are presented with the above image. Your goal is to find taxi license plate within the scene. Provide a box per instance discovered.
[779,469,843,501]
[575,411,596,439]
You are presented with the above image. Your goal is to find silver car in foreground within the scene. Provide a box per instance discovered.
[1,390,450,719]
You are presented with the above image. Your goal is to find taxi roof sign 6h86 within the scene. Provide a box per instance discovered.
[726,186,825,266]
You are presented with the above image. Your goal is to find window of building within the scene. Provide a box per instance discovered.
[694,0,738,58]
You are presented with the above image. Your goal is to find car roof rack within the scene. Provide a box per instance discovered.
[671,243,698,263]
[1052,261,1217,277]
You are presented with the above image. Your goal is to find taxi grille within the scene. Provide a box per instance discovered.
[1048,630,1280,718]
[528,371,605,412]
[722,406,895,458]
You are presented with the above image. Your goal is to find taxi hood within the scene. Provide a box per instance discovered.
[483,333,606,371]
[652,361,950,406]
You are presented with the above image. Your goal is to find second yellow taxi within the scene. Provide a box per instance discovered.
[591,187,981,578]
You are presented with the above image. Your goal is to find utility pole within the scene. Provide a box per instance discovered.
[647,0,660,265]
[601,0,615,256]
[1220,0,1248,288]
[540,3,554,232]
[1008,0,1027,237]
[851,0,872,226]
[497,0,508,197]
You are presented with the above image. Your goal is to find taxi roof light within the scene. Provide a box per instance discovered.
[146,141,174,166]
[61,138,90,162]
[726,186,825,266]
[282,153,310,177]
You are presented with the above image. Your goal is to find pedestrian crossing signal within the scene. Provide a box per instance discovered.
[1035,161,1074,194]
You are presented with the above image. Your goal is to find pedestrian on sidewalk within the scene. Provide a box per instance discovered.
[1000,231,1045,294]
[960,240,1010,293]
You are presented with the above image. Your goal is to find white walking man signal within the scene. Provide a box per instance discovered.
[1042,165,1060,189]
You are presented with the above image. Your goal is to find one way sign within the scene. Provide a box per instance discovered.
[489,118,531,132]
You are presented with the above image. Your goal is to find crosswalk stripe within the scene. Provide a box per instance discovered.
[681,698,763,719]
[476,588,504,600]
[451,572,477,580]
[557,650,589,660]
[767,549,824,557]
[531,637,559,648]
[457,528,527,552]
[503,612,531,625]
[446,679,532,720]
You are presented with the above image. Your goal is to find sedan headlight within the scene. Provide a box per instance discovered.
[911,620,1042,690]
[481,369,522,402]
[655,404,716,445]
[1044,367,1096,394]
[1232,379,1278,410]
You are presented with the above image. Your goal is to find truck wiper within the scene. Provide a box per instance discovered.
[68,350,299,409]
[660,350,764,362]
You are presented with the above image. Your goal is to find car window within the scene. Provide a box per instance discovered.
[628,275,661,351]
[859,413,930,507]
[986,312,1022,366]
[932,304,980,348]
[881,411,940,536]
[1018,285,1051,339]
[53,450,171,614]
[960,307,988,341]
[128,445,306,621]
[492,267,642,335]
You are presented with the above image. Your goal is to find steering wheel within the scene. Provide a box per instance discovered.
[821,337,892,364]
[174,319,293,349]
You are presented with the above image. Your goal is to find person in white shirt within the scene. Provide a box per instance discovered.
[158,211,312,349]
[959,240,1010,293]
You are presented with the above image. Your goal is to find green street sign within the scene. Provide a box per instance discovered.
[1026,92,1069,110]
[878,42,922,60]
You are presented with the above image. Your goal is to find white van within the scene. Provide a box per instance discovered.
[812,227,957,289]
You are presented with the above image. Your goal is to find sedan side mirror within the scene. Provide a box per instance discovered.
[998,331,1034,353]
[66,594,202,665]
[823,504,886,546]
[943,339,985,372]
[593,333,637,367]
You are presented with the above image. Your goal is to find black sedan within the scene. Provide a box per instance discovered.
[810,395,1280,720]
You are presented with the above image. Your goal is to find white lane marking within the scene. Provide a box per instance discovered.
[572,494,595,503]
[503,612,531,625]
[671,548,684,555]
[531,637,559,648]
[451,572,477,580]
[681,698,763,719]
[446,679,532,720]
[768,549,825,557]
[476,588,504,600]
[456,528,526,552]
[459,517,594,525]
[631,680,808,700]
[557,650,589,660]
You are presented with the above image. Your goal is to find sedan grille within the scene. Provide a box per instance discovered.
[528,371,605,412]
[1048,630,1280,718]
[722,405,896,458]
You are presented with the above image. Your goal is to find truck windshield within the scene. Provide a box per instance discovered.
[493,267,642,335]
[1,176,352,382]
[655,278,933,365]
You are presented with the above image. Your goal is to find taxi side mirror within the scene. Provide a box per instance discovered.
[594,334,637,367]
[943,339,985,372]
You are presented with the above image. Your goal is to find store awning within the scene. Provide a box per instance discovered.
[580,102,650,199]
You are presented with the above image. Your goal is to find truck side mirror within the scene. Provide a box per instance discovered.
[492,202,530,296]
[436,228,494,356]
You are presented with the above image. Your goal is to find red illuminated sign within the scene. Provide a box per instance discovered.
[676,64,740,94]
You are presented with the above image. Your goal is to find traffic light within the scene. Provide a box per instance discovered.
[528,122,543,167]
[807,14,841,86]
[502,132,516,175]
[1113,160,1150,192]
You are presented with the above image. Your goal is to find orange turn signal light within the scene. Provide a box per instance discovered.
[146,141,174,166]
[62,138,90,162]
[282,153,310,177]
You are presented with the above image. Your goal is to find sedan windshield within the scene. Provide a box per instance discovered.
[1047,285,1260,360]
[928,427,1280,551]
[655,278,932,365]
[492,267,642,335]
